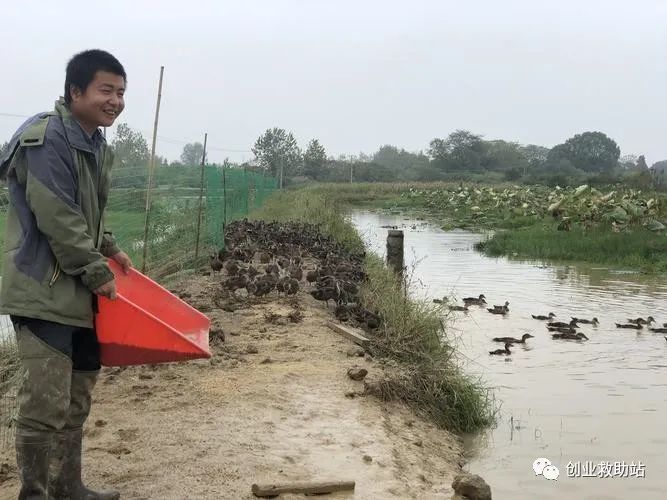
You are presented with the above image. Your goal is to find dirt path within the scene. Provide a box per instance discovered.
[0,274,463,499]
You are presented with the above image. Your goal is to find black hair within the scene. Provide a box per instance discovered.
[64,49,126,105]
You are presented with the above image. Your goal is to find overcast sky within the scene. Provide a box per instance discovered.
[2,0,666,165]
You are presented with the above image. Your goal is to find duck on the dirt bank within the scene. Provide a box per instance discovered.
[209,254,223,275]
[463,294,486,306]
[547,319,578,329]
[572,317,599,325]
[532,312,556,321]
[492,333,533,344]
[489,342,512,355]
[552,332,589,340]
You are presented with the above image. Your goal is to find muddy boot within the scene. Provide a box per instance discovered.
[50,428,119,500]
[50,371,120,500]
[13,322,72,499]
[15,428,51,500]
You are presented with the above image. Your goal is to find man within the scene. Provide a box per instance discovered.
[0,49,132,500]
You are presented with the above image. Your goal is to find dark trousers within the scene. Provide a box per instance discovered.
[10,316,101,433]
[10,316,101,371]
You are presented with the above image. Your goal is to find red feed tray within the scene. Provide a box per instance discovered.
[95,259,211,366]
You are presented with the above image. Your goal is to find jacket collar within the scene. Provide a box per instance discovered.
[54,97,105,153]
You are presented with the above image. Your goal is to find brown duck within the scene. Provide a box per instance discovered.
[627,316,655,326]
[532,312,556,321]
[547,319,578,329]
[615,322,643,330]
[552,332,589,340]
[648,327,667,333]
[463,294,486,306]
[548,326,577,334]
[487,307,508,315]
[209,254,223,274]
[492,333,533,344]
[489,342,512,355]
[572,317,599,325]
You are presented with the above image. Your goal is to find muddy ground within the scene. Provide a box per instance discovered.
[0,272,464,499]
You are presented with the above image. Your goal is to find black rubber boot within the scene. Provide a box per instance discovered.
[49,427,120,500]
[15,428,51,500]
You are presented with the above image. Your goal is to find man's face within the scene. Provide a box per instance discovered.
[70,70,125,132]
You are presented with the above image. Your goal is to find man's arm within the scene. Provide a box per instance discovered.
[21,127,114,292]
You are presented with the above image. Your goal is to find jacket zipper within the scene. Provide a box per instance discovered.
[49,262,61,287]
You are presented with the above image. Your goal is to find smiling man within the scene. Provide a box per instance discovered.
[0,50,131,500]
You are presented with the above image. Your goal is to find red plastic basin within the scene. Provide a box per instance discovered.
[95,260,211,366]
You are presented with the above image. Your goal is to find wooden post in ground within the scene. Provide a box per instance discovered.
[194,132,208,259]
[386,229,404,280]
[140,65,165,273]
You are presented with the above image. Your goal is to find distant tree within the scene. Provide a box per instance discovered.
[252,128,301,187]
[303,139,327,178]
[374,145,429,169]
[637,155,648,170]
[180,142,205,166]
[482,140,529,173]
[428,130,486,171]
[548,131,620,173]
[519,144,550,168]
[619,154,639,170]
[111,123,150,167]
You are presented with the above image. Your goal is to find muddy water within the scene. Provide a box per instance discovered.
[350,210,667,500]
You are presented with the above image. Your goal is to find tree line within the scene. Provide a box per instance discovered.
[2,125,665,189]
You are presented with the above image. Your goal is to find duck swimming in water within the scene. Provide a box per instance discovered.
[627,316,655,326]
[649,327,667,333]
[489,342,512,355]
[487,307,508,315]
[548,326,577,334]
[463,294,486,306]
[492,301,510,311]
[552,332,589,340]
[615,322,643,330]
[492,333,533,344]
[572,317,599,325]
[532,312,556,321]
[547,319,578,329]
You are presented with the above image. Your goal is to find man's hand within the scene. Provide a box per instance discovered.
[110,251,133,274]
[94,280,117,300]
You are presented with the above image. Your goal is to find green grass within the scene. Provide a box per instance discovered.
[476,225,667,272]
[252,188,495,433]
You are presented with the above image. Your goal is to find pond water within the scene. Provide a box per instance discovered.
[349,210,667,500]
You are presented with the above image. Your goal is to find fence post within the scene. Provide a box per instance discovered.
[386,230,404,280]
[140,66,164,273]
[194,132,208,259]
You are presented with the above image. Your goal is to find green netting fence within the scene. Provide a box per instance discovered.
[0,162,276,447]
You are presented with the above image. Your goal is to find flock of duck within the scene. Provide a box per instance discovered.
[434,294,667,357]
[208,219,383,332]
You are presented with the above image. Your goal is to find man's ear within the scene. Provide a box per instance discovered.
[69,84,83,103]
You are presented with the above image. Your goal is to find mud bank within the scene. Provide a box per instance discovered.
[0,272,465,499]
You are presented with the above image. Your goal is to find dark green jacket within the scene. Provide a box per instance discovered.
[0,98,120,328]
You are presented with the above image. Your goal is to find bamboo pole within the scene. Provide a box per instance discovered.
[194,132,208,259]
[140,66,164,273]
